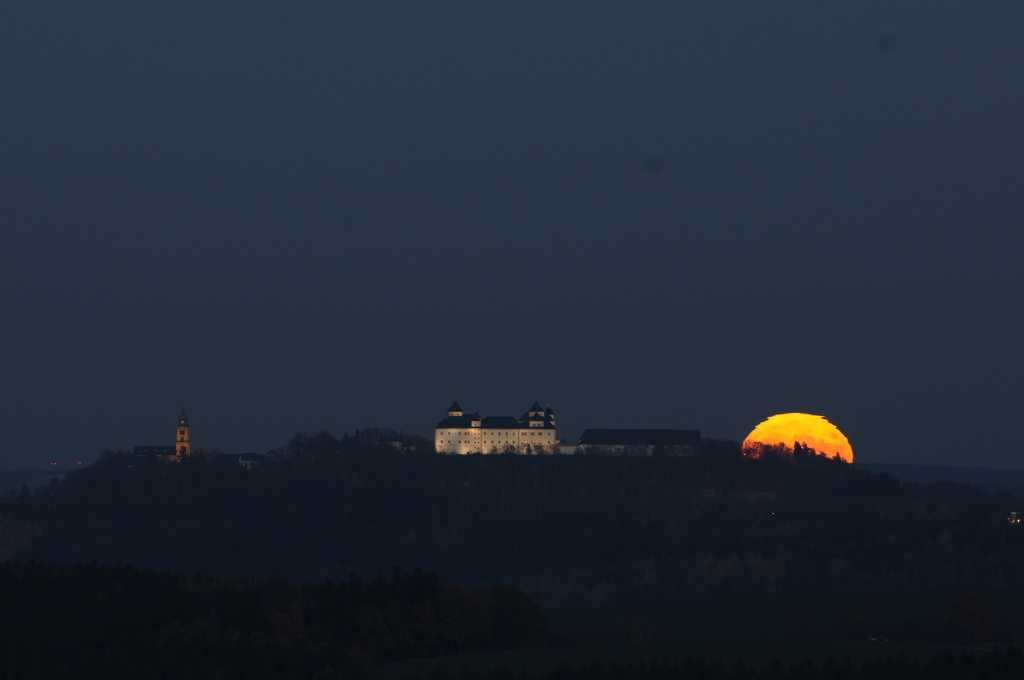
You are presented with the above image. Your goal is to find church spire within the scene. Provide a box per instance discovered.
[175,408,192,460]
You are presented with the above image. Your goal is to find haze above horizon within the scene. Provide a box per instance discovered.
[2,1,1022,467]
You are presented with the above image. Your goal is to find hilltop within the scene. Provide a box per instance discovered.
[3,437,1022,612]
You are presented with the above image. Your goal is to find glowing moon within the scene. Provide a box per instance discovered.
[742,413,854,463]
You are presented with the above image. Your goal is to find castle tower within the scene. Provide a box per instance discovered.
[527,401,545,427]
[175,408,193,460]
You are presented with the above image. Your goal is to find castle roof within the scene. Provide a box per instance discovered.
[436,403,557,430]
[579,429,700,446]
[448,401,463,412]
[520,409,556,426]
[133,445,176,456]
[436,412,480,428]
[481,416,521,429]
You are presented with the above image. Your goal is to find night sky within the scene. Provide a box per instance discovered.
[2,1,1022,467]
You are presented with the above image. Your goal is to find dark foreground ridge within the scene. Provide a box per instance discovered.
[0,562,544,678]
[409,649,1024,680]
[4,567,1024,680]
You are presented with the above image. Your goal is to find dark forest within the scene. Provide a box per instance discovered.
[3,437,1024,677]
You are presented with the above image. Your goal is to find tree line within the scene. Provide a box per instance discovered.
[0,561,545,679]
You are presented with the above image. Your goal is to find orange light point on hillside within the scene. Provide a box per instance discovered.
[742,413,854,463]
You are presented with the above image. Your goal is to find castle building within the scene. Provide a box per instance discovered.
[577,428,701,456]
[435,401,558,454]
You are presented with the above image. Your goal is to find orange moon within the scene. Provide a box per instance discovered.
[742,413,854,463]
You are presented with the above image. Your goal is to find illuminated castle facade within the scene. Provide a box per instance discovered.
[435,401,558,454]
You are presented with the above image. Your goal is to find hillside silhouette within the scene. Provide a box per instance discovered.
[4,434,1022,609]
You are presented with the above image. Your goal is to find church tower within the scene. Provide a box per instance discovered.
[175,409,192,460]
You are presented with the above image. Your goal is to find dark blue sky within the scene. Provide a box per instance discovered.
[2,1,1022,466]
